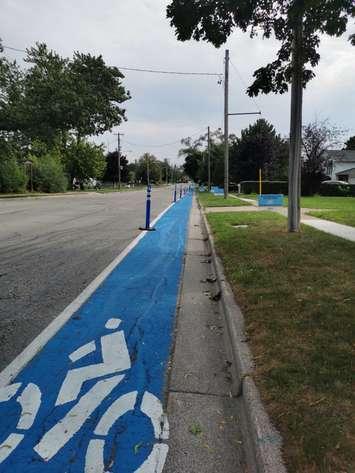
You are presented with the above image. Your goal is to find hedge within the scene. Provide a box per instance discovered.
[240,181,288,194]
[319,182,355,197]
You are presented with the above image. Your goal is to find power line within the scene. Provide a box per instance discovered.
[123,129,205,148]
[117,66,221,77]
[229,58,262,114]
[2,45,222,77]
[3,45,26,53]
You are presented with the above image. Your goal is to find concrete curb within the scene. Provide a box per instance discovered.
[199,205,287,473]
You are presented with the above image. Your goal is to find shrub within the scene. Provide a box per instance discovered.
[319,182,351,196]
[0,157,27,193]
[33,155,68,193]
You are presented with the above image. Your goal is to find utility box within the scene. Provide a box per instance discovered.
[258,194,284,207]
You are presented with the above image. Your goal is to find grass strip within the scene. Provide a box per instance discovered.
[308,210,355,228]
[198,191,249,208]
[207,211,354,473]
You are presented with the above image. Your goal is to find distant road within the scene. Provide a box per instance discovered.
[0,187,174,371]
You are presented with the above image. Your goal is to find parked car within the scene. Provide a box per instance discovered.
[83,178,102,190]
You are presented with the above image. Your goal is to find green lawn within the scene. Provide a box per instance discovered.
[238,194,355,210]
[308,209,355,228]
[198,191,249,207]
[207,211,355,473]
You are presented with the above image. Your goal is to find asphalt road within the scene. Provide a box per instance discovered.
[0,187,174,371]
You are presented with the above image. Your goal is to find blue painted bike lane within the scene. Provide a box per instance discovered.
[0,194,192,473]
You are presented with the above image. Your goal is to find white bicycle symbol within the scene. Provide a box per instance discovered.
[0,318,169,472]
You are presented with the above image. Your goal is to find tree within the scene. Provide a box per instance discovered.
[302,119,345,194]
[103,151,129,185]
[135,154,161,184]
[344,136,355,150]
[180,129,226,186]
[63,140,106,182]
[167,0,355,231]
[1,43,131,147]
[230,119,288,183]
[68,52,130,140]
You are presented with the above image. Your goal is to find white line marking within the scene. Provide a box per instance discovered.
[0,203,174,388]
[0,383,21,402]
[85,439,105,473]
[141,392,169,440]
[69,341,96,363]
[105,318,121,330]
[56,332,130,405]
[135,444,169,473]
[34,375,123,461]
[94,391,137,436]
[0,434,24,464]
[16,383,41,430]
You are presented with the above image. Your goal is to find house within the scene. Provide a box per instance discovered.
[325,150,355,184]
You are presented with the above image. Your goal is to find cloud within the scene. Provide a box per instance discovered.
[2,0,354,161]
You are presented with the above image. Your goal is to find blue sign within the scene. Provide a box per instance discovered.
[258,194,284,207]
[211,186,224,195]
[0,196,192,473]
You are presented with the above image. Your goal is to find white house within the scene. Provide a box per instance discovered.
[325,150,355,184]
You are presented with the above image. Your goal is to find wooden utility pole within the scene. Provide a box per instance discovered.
[207,126,211,191]
[288,14,303,232]
[114,133,124,189]
[224,49,229,199]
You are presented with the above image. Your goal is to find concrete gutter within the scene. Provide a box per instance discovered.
[199,204,287,473]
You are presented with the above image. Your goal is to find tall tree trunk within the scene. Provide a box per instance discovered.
[288,14,303,232]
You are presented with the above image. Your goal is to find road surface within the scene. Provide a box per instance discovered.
[0,187,174,371]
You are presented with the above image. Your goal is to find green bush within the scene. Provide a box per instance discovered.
[319,182,351,196]
[0,157,27,193]
[33,155,68,193]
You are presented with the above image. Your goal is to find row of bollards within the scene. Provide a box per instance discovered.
[140,183,193,232]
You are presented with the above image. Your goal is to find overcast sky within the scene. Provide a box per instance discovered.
[2,0,355,163]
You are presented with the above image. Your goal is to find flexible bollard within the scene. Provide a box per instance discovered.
[139,184,155,231]
[173,183,177,203]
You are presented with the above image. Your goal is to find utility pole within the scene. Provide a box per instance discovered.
[224,49,261,199]
[146,155,150,185]
[224,49,229,199]
[288,14,303,232]
[114,133,124,189]
[207,126,211,191]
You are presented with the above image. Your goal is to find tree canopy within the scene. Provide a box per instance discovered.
[180,121,288,186]
[0,43,130,146]
[344,135,355,150]
[167,1,355,95]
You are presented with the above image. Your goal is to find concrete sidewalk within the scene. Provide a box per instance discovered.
[165,198,246,473]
